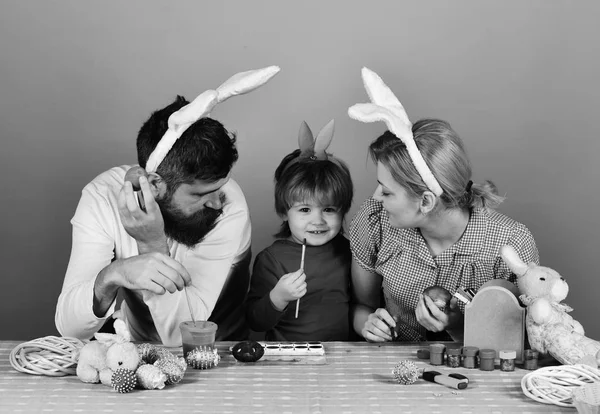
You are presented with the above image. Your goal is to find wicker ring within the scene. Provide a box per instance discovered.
[521,364,600,407]
[9,336,85,377]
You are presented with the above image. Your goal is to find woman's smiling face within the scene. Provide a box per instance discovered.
[372,161,422,229]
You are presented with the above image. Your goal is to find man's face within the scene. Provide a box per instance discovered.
[156,176,229,248]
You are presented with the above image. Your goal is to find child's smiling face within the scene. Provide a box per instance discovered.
[284,200,343,246]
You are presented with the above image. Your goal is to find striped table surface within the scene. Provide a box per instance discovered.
[1,340,572,414]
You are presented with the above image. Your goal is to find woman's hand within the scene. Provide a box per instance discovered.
[361,308,396,342]
[415,294,462,332]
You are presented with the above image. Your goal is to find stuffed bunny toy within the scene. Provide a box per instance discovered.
[76,318,139,385]
[500,245,600,366]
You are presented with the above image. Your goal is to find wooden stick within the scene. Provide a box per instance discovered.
[295,239,306,318]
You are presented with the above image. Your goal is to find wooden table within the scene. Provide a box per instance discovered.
[1,340,573,413]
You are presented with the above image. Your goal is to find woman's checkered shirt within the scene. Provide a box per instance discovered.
[350,198,539,341]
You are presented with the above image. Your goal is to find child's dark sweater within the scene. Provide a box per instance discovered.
[246,235,351,341]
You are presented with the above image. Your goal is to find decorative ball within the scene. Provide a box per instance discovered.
[111,368,137,393]
[136,364,167,390]
[154,359,186,385]
[231,341,265,363]
[392,360,420,385]
[186,347,220,369]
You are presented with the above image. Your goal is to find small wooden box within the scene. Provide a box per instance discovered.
[464,279,526,363]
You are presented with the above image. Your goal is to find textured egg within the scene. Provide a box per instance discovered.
[111,368,137,393]
[186,347,220,369]
[136,364,167,390]
[154,358,186,385]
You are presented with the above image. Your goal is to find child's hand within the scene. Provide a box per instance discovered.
[269,269,307,311]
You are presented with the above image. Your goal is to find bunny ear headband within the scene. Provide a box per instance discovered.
[145,65,281,173]
[347,67,443,196]
[298,119,335,160]
[283,119,339,171]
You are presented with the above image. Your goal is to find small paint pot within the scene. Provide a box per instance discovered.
[479,349,496,371]
[429,343,446,366]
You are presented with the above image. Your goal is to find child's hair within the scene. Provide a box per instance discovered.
[369,118,504,210]
[273,149,354,238]
[136,95,238,191]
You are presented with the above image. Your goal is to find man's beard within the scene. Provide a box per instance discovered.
[156,193,225,248]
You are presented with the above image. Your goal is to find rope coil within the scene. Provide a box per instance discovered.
[521,364,600,407]
[9,336,85,376]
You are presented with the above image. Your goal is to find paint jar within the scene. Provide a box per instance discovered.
[499,350,516,372]
[446,347,462,368]
[180,321,218,359]
[429,343,446,366]
[523,349,539,370]
[462,346,479,369]
[479,349,496,371]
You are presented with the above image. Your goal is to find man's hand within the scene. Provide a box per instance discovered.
[118,176,168,254]
[93,252,192,317]
[93,253,192,318]
[269,269,307,311]
[112,252,191,294]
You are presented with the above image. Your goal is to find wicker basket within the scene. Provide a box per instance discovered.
[573,382,600,414]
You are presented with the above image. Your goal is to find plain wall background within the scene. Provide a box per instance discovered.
[1,1,599,340]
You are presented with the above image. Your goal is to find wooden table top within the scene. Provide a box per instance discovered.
[1,340,573,414]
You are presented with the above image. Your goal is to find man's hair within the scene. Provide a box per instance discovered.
[273,149,354,238]
[136,96,238,189]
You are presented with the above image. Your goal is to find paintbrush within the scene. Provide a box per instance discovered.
[295,238,306,318]
[184,286,196,326]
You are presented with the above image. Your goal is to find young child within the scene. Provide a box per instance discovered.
[246,120,354,341]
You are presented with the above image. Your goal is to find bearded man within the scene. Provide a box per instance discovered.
[56,91,257,345]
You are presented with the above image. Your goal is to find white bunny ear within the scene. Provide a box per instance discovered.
[313,119,335,159]
[167,90,219,131]
[348,68,443,197]
[500,245,529,278]
[113,319,132,343]
[145,65,280,174]
[349,102,440,195]
[146,90,219,173]
[216,65,281,103]
[361,67,409,125]
[348,103,413,140]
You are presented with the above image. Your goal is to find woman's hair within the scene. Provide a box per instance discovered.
[273,149,354,238]
[369,118,504,210]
